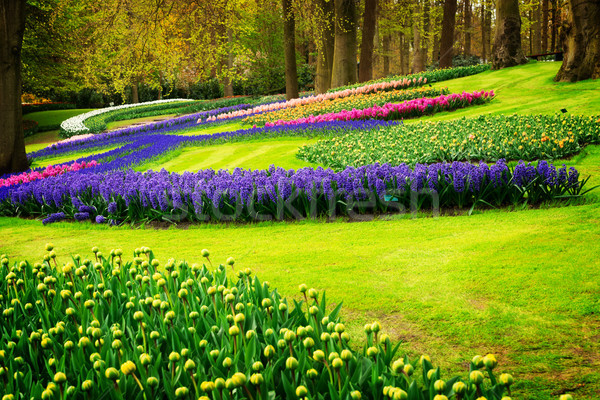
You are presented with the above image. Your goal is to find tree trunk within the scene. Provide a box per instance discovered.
[402,31,410,74]
[382,33,391,76]
[422,0,430,66]
[533,0,541,54]
[529,9,533,54]
[358,0,377,82]
[331,0,357,87]
[223,28,234,97]
[464,0,472,56]
[432,20,440,63]
[439,0,457,68]
[0,0,28,176]
[555,0,600,81]
[315,0,335,93]
[542,0,549,52]
[481,1,487,60]
[158,71,163,100]
[486,0,493,59]
[131,80,139,103]
[412,1,424,72]
[282,0,299,99]
[551,0,557,51]
[491,0,528,69]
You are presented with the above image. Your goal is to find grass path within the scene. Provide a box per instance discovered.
[138,137,321,172]
[422,62,600,122]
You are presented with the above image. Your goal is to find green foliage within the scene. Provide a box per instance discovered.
[0,246,514,400]
[22,103,76,115]
[22,120,39,138]
[298,114,600,167]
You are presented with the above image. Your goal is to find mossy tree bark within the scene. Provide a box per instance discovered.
[0,0,29,175]
[555,0,600,82]
[491,0,528,69]
[439,0,457,68]
[358,0,377,82]
[331,0,357,88]
[315,0,335,93]
[282,0,298,99]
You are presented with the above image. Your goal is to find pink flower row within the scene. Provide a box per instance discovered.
[202,77,427,123]
[0,161,98,188]
[264,90,494,127]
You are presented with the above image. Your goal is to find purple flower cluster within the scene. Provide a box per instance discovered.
[42,212,66,225]
[1,160,584,224]
[21,120,397,178]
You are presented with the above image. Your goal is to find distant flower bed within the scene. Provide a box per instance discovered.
[266,91,494,127]
[298,114,600,168]
[328,64,491,93]
[59,99,194,138]
[0,160,586,224]
[0,161,98,188]
[209,77,428,122]
[245,86,448,126]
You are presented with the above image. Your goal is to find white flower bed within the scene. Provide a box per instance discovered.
[59,99,190,137]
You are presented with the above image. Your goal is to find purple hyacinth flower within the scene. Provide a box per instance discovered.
[74,212,90,221]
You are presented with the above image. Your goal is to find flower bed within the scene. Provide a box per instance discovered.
[328,64,491,93]
[298,114,600,168]
[0,161,98,188]
[0,160,585,223]
[266,91,494,127]
[0,245,515,399]
[59,99,195,137]
[209,77,429,122]
[245,87,448,126]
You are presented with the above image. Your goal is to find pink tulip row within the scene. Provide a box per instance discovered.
[203,77,427,123]
[264,90,494,127]
[0,161,98,188]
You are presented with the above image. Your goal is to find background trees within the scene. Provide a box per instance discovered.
[2,0,597,174]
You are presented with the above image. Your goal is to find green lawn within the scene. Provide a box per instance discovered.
[420,61,600,122]
[23,108,95,129]
[137,137,321,172]
[3,63,600,399]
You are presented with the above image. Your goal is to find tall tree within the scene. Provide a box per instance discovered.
[533,0,542,54]
[382,33,391,75]
[491,0,528,68]
[315,0,335,93]
[0,0,29,175]
[555,0,600,81]
[541,0,549,52]
[412,1,425,72]
[331,0,357,87]
[464,0,472,56]
[439,0,457,68]
[358,0,377,82]
[282,0,299,99]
